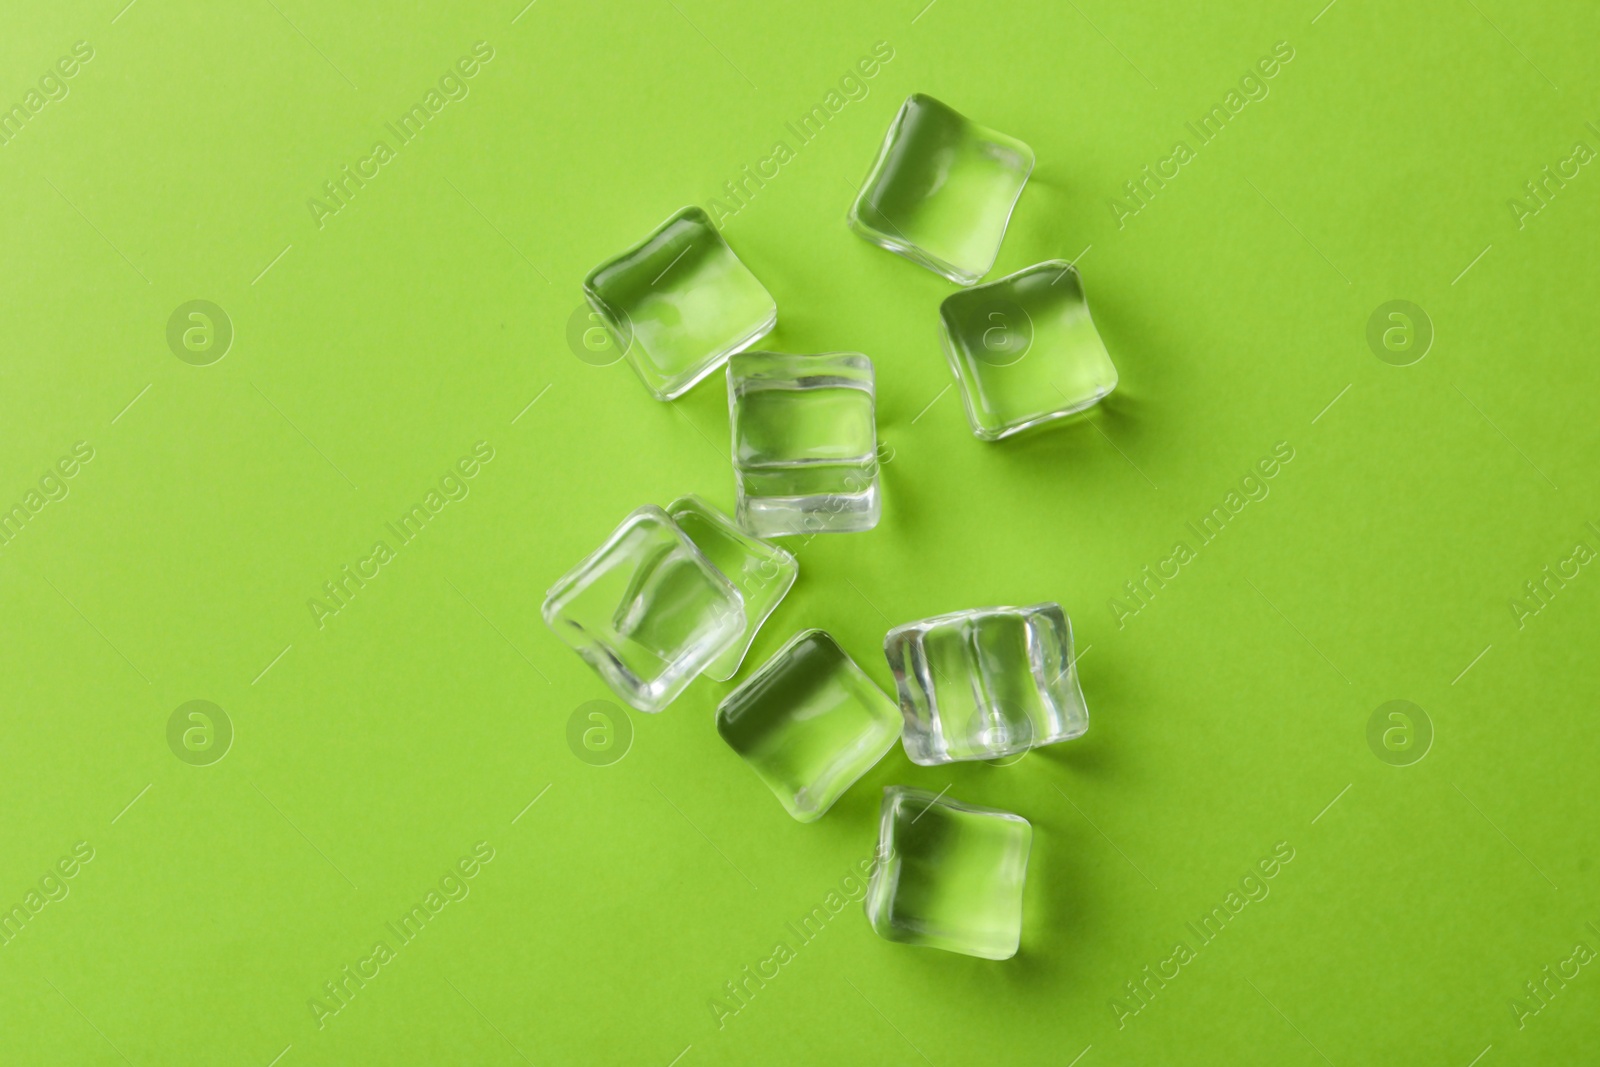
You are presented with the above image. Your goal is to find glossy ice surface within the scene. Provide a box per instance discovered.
[865,786,1033,960]
[665,494,798,681]
[848,94,1034,285]
[716,630,901,822]
[884,602,1088,765]
[938,261,1118,440]
[727,351,880,536]
[541,506,745,712]
[584,206,776,400]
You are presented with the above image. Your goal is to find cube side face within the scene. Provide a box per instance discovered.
[849,94,1035,285]
[584,206,776,400]
[939,262,1118,441]
[885,604,1087,763]
[728,353,881,536]
[885,621,959,765]
[541,506,746,712]
[716,630,901,822]
[865,787,1032,960]
[666,494,798,681]
[1019,603,1090,746]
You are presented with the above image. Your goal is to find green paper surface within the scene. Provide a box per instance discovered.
[2,1,1597,1063]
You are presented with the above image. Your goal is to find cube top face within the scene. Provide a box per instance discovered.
[884,602,1088,765]
[865,786,1032,960]
[848,94,1035,285]
[715,629,901,822]
[665,494,798,682]
[541,505,745,713]
[583,206,776,400]
[938,260,1118,441]
[727,352,881,537]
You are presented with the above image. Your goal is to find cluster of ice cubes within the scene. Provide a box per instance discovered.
[548,94,1111,960]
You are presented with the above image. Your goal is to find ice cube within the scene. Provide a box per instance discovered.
[583,206,776,400]
[727,351,880,536]
[864,786,1033,960]
[665,494,798,681]
[884,603,1088,764]
[716,630,901,822]
[938,260,1118,440]
[848,94,1034,285]
[542,505,745,712]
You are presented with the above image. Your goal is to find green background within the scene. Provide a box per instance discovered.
[3,0,1598,1063]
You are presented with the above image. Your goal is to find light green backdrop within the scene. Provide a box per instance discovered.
[2,0,1597,1063]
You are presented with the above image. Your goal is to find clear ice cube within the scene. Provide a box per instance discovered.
[716,629,901,822]
[542,505,745,712]
[865,786,1033,960]
[848,94,1034,285]
[727,351,880,537]
[665,494,798,681]
[883,602,1088,765]
[583,206,776,400]
[938,260,1118,441]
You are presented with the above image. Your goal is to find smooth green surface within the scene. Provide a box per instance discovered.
[3,0,1599,1063]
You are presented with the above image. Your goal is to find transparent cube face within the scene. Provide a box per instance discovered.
[665,494,798,681]
[727,352,881,537]
[939,261,1118,441]
[715,630,901,822]
[865,787,1032,960]
[541,506,745,712]
[884,603,1088,765]
[583,206,776,400]
[848,94,1034,285]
